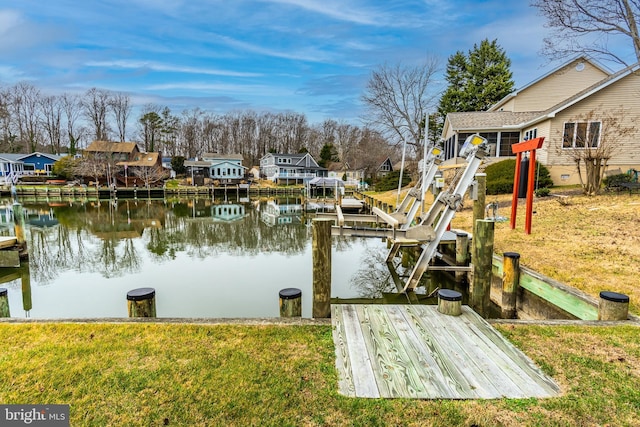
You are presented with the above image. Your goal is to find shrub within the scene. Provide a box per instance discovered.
[535,187,551,197]
[374,170,411,192]
[603,173,632,188]
[485,159,553,195]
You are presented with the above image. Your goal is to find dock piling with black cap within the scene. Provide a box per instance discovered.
[598,291,629,321]
[437,289,462,316]
[502,252,520,319]
[127,287,156,318]
[279,288,302,317]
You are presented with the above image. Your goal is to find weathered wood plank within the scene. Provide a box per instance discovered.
[426,306,531,398]
[414,305,504,398]
[339,305,380,397]
[456,309,558,397]
[331,305,357,397]
[400,305,480,399]
[459,308,560,395]
[0,250,20,268]
[354,304,425,398]
[0,237,17,250]
[384,305,458,398]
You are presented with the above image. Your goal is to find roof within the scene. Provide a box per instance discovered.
[86,141,139,153]
[117,152,160,167]
[309,177,345,187]
[488,55,613,112]
[201,153,244,160]
[446,111,543,131]
[17,152,62,161]
[183,160,211,167]
[445,62,640,133]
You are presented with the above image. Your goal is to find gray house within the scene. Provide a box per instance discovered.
[259,153,326,184]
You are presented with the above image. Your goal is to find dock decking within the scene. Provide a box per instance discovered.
[331,304,560,399]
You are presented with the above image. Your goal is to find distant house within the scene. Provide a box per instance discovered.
[376,157,393,178]
[441,56,640,184]
[84,141,140,162]
[183,153,246,185]
[201,153,247,184]
[259,153,326,184]
[18,152,62,175]
[327,162,366,186]
[0,152,62,184]
[117,152,164,186]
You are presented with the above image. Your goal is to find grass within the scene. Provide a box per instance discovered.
[1,187,639,425]
[0,323,638,426]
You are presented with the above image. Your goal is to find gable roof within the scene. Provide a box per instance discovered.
[17,152,62,162]
[445,62,640,133]
[202,153,243,161]
[488,56,612,112]
[86,141,139,153]
[117,152,160,167]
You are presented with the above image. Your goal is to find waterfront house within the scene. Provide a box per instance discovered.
[201,153,247,184]
[259,152,326,184]
[441,56,640,184]
[376,156,393,178]
[327,162,366,187]
[84,141,141,162]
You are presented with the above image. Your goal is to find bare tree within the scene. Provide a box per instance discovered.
[0,87,18,152]
[361,58,441,153]
[109,92,131,142]
[40,95,63,154]
[82,88,111,141]
[132,165,169,190]
[559,107,637,195]
[61,93,85,155]
[11,82,42,152]
[74,157,108,187]
[532,0,640,65]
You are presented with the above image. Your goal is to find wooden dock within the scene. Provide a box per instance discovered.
[331,304,560,399]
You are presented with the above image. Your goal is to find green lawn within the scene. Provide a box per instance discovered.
[0,322,638,426]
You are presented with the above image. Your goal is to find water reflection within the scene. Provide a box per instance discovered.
[0,197,385,318]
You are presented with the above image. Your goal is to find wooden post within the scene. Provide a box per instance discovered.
[598,291,629,321]
[471,219,495,318]
[472,173,487,226]
[437,289,462,316]
[501,252,520,319]
[279,288,302,317]
[401,249,410,268]
[455,232,469,282]
[12,202,26,250]
[127,287,156,318]
[21,263,32,314]
[0,288,9,317]
[312,218,332,318]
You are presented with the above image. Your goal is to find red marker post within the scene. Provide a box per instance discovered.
[510,137,545,235]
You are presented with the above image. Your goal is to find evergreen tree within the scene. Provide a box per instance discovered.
[437,39,515,134]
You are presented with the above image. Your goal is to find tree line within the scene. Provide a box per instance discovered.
[0,83,393,172]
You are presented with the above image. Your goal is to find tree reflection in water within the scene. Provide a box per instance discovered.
[349,246,396,298]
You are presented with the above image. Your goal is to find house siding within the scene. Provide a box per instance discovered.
[543,73,640,183]
[501,60,608,112]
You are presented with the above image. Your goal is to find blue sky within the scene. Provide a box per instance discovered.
[0,0,633,125]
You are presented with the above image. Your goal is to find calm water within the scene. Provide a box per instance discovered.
[0,196,395,319]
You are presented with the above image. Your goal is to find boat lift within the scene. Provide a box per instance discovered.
[386,134,489,291]
[327,134,489,292]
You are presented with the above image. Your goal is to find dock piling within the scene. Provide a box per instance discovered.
[127,287,157,318]
[471,219,495,318]
[312,218,332,318]
[0,288,9,317]
[501,252,520,319]
[598,291,629,321]
[279,288,302,317]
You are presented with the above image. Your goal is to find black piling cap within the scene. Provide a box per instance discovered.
[503,252,521,259]
[127,287,156,301]
[438,289,462,302]
[279,288,302,300]
[600,291,629,303]
[0,288,6,297]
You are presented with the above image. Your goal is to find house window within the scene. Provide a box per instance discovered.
[524,128,537,141]
[498,132,520,157]
[563,121,601,148]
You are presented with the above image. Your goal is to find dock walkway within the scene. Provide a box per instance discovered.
[331,304,559,399]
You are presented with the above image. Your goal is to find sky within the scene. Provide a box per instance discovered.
[0,0,635,126]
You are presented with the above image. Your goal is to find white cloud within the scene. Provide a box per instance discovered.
[0,9,23,37]
[256,0,390,26]
[85,60,263,78]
